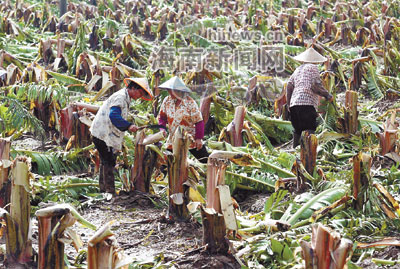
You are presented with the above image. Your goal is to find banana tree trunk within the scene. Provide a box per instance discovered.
[1,159,32,265]
[376,112,397,155]
[60,105,92,147]
[352,152,371,210]
[200,96,212,125]
[0,138,11,208]
[300,131,317,175]
[206,158,228,212]
[33,100,51,131]
[222,106,246,146]
[36,204,96,269]
[167,127,190,221]
[72,111,91,148]
[60,105,75,142]
[344,90,358,134]
[203,151,246,254]
[131,131,164,192]
[203,157,230,254]
[232,106,246,146]
[36,209,74,269]
[88,222,130,269]
[300,224,353,269]
[201,207,229,254]
[131,131,146,192]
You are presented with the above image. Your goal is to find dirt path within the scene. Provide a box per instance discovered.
[71,193,240,268]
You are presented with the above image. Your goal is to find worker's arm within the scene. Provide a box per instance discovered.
[109,106,132,131]
[194,120,205,150]
[309,65,333,101]
[311,78,333,101]
[195,120,204,140]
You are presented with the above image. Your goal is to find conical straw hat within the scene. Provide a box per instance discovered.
[158,76,192,93]
[293,47,327,63]
[124,77,153,101]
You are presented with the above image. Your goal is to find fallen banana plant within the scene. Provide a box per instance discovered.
[282,186,348,226]
[373,182,400,217]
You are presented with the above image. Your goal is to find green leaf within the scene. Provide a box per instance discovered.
[365,63,384,100]
[31,153,50,176]
[270,238,294,261]
[48,155,62,175]
[46,70,86,85]
[264,189,288,214]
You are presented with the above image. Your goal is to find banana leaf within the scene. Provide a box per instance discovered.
[283,187,347,225]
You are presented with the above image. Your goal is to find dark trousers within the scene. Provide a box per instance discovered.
[289,105,318,135]
[92,137,116,166]
[167,145,210,164]
[189,145,210,164]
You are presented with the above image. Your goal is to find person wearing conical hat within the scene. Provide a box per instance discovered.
[287,47,333,148]
[90,77,153,194]
[158,76,209,163]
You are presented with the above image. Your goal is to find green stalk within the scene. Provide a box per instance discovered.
[257,159,295,178]
[57,183,99,189]
[372,258,400,266]
[291,204,346,229]
[236,184,257,191]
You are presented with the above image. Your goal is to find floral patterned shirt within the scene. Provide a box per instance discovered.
[159,95,203,149]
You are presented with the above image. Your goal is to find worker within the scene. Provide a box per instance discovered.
[158,76,209,163]
[287,47,333,148]
[90,78,153,194]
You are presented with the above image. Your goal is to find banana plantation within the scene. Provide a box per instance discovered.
[1,0,400,268]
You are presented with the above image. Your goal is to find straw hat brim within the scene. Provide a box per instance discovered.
[158,76,192,93]
[124,78,153,101]
[293,47,327,63]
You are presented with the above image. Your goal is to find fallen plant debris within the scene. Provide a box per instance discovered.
[1,0,400,268]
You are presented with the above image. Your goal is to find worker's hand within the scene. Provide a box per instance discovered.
[128,124,138,132]
[195,139,203,150]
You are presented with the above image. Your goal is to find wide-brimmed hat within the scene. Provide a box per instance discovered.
[158,76,192,93]
[293,47,327,63]
[124,77,153,101]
